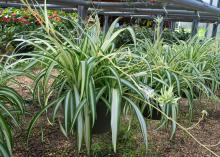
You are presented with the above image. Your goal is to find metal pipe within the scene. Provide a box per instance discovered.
[205,0,214,37]
[34,0,220,16]
[103,15,109,33]
[191,11,199,36]
[0,2,190,15]
[3,2,220,18]
[5,0,188,11]
[170,21,176,30]
[212,22,218,37]
[8,0,164,9]
[212,0,220,37]
[160,0,220,15]
[98,15,218,23]
[1,1,220,23]
[0,2,74,9]
[99,11,219,19]
[78,4,88,27]
[101,8,220,17]
[5,0,220,16]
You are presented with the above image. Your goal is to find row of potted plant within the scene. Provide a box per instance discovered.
[1,6,220,157]
[136,22,220,117]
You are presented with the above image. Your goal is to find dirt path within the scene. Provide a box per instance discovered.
[11,76,220,157]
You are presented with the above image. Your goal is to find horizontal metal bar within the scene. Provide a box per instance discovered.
[160,0,220,16]
[0,2,69,9]
[99,12,220,22]
[99,11,219,18]
[1,1,220,23]
[102,8,220,17]
[2,2,220,18]
[4,0,220,16]
[4,0,164,8]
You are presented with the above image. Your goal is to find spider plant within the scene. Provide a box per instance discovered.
[0,62,25,157]
[131,17,220,136]
[137,18,220,104]
[15,6,148,155]
[155,86,180,138]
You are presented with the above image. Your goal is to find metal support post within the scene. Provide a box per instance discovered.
[191,11,199,36]
[103,15,109,34]
[77,5,88,27]
[170,21,176,31]
[212,0,220,37]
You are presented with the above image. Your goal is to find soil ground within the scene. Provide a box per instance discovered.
[10,76,220,157]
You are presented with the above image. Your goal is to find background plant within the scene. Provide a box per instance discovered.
[115,26,190,48]
[0,7,78,55]
[133,18,220,122]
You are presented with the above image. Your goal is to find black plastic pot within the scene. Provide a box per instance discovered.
[180,89,200,99]
[0,47,6,54]
[142,105,161,120]
[12,41,34,57]
[92,100,111,134]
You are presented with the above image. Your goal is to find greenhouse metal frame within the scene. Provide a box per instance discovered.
[1,0,220,37]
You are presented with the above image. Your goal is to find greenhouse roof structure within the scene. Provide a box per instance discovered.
[1,0,220,36]
[1,0,220,21]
